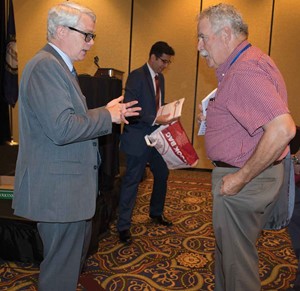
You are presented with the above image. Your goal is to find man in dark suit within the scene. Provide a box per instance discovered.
[117,41,176,244]
[12,2,140,291]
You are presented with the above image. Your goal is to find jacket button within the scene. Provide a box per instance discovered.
[93,142,97,146]
[94,165,97,170]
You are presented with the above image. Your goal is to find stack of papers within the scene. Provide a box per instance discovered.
[198,88,217,135]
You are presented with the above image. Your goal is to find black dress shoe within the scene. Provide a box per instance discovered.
[150,215,173,226]
[119,229,132,244]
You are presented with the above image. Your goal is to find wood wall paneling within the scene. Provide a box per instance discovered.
[11,0,300,168]
[131,0,200,141]
[271,0,300,125]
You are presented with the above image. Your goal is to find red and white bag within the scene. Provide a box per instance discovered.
[144,121,199,170]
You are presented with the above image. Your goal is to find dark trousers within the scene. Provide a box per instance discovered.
[37,220,92,291]
[117,147,169,231]
[289,185,300,289]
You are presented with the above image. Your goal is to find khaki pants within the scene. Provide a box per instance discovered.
[212,163,284,291]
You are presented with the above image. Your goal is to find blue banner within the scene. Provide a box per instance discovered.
[3,0,18,107]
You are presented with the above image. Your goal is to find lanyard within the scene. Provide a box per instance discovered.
[229,43,252,67]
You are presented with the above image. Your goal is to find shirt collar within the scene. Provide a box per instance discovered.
[216,40,250,81]
[48,42,73,72]
[147,62,157,79]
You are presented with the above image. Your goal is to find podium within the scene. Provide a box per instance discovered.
[78,70,124,254]
[78,73,122,191]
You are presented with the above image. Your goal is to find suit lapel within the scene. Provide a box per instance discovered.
[142,64,155,97]
[42,44,88,111]
[142,64,165,107]
[143,64,158,112]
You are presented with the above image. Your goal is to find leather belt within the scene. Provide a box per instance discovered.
[212,161,236,168]
[272,160,283,166]
[212,160,283,168]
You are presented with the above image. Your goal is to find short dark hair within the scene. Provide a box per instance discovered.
[149,41,175,59]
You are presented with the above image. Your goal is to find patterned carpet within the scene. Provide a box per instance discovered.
[0,169,298,290]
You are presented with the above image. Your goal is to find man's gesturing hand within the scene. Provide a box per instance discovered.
[106,96,141,124]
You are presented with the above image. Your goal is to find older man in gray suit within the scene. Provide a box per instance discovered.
[12,2,140,291]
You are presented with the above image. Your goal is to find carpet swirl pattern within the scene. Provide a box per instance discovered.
[0,169,298,290]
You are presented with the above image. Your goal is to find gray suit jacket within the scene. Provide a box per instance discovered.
[12,44,112,223]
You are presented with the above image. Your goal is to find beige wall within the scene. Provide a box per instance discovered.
[131,0,200,141]
[12,0,300,169]
[272,0,300,122]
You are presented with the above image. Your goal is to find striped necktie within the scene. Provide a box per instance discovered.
[71,67,79,83]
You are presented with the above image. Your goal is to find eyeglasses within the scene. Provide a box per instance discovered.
[68,27,96,42]
[158,56,171,64]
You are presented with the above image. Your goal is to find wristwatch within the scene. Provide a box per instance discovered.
[292,155,300,164]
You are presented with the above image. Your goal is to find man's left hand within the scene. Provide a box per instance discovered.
[155,114,179,125]
[106,96,141,124]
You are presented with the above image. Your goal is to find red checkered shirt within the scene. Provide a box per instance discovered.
[205,41,290,168]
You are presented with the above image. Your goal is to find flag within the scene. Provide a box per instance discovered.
[0,0,11,143]
[3,0,18,107]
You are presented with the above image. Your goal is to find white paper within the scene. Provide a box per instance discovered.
[156,98,185,120]
[198,89,217,135]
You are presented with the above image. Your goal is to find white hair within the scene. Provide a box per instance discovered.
[47,1,96,41]
[198,3,248,38]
